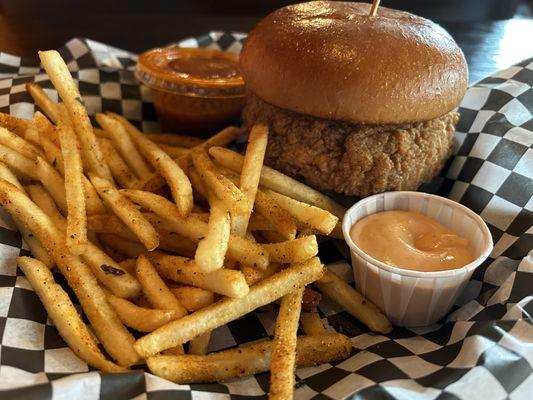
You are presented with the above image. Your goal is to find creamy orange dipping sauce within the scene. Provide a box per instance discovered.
[350,210,474,271]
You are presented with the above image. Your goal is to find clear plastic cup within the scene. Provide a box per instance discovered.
[342,191,493,327]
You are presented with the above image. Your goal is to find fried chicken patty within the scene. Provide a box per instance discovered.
[243,92,458,197]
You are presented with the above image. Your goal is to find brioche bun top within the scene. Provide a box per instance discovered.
[240,1,468,124]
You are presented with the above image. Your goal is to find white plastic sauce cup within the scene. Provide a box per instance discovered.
[342,191,493,327]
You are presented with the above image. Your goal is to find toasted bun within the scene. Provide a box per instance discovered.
[240,1,468,124]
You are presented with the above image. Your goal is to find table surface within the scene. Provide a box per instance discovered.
[0,15,532,83]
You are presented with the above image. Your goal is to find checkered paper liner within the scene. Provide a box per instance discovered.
[0,32,531,400]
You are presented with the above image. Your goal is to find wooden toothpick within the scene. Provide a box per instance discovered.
[369,0,381,17]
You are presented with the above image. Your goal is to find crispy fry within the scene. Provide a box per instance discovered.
[134,257,323,357]
[191,148,247,217]
[315,265,392,334]
[136,255,188,315]
[98,138,139,188]
[150,253,249,298]
[264,235,318,264]
[269,287,304,399]
[300,311,326,335]
[0,180,139,366]
[27,184,141,298]
[38,51,112,180]
[254,189,297,240]
[35,156,67,212]
[26,82,60,123]
[0,167,54,268]
[18,257,125,372]
[159,144,190,159]
[209,146,346,219]
[0,112,30,136]
[96,113,152,179]
[0,126,43,159]
[241,262,283,286]
[147,332,351,383]
[145,132,203,148]
[195,197,230,272]
[109,112,193,216]
[58,123,87,254]
[106,291,184,332]
[38,138,106,214]
[33,111,57,144]
[169,286,215,312]
[234,124,268,237]
[267,190,339,236]
[98,234,145,259]
[188,332,211,355]
[0,143,38,179]
[121,190,268,269]
[90,174,159,250]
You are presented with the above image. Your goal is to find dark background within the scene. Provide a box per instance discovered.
[1,0,533,82]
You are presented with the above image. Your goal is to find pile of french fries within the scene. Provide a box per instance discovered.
[0,50,392,398]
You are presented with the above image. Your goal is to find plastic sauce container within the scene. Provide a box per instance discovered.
[342,191,493,327]
[136,47,245,137]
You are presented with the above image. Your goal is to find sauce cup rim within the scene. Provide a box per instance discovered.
[342,191,494,279]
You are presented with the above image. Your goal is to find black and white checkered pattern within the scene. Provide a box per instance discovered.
[0,34,531,399]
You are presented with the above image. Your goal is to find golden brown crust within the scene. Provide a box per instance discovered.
[240,1,468,124]
[243,92,457,196]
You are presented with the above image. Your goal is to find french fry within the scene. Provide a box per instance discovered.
[18,257,125,372]
[35,156,67,213]
[247,212,275,232]
[233,124,268,237]
[38,51,113,181]
[58,123,87,254]
[0,180,139,366]
[98,234,145,259]
[0,143,38,179]
[0,112,30,136]
[209,146,346,219]
[136,255,188,316]
[147,332,351,383]
[266,190,339,236]
[26,82,60,123]
[150,253,249,298]
[188,332,211,355]
[98,138,139,188]
[145,133,203,148]
[0,165,54,268]
[191,148,247,217]
[169,286,215,312]
[264,235,318,264]
[315,265,392,334]
[96,113,152,179]
[106,291,184,332]
[159,144,190,159]
[194,197,230,272]
[134,257,323,357]
[241,262,283,286]
[109,112,193,216]
[118,258,136,272]
[27,184,141,299]
[39,134,64,173]
[26,82,59,124]
[89,174,159,251]
[254,190,297,240]
[269,287,304,399]
[0,126,43,160]
[121,190,268,269]
[38,138,106,214]
[133,172,166,192]
[33,111,57,144]
[300,311,326,335]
